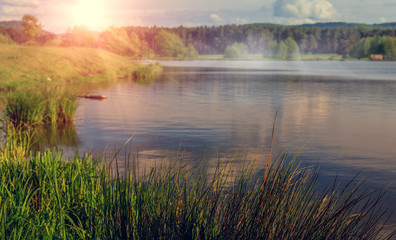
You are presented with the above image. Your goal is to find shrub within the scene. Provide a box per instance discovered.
[0,33,15,45]
[224,42,249,59]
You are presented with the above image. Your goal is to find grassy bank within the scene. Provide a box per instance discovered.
[0,44,162,128]
[0,128,394,239]
[198,53,356,61]
[0,44,162,91]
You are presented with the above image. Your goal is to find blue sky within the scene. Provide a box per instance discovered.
[1,0,396,33]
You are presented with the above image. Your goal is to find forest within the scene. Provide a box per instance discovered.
[126,24,396,59]
[2,15,396,60]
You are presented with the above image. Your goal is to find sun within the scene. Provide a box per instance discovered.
[71,0,106,30]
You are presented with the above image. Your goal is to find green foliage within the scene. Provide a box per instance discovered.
[223,42,249,59]
[0,44,149,91]
[265,41,278,57]
[5,87,77,127]
[20,14,42,42]
[351,38,372,59]
[0,33,15,44]
[284,37,300,59]
[154,30,198,59]
[275,37,300,59]
[186,43,199,59]
[99,27,143,56]
[351,36,396,60]
[5,92,45,126]
[300,54,344,61]
[131,63,163,84]
[276,41,287,59]
[5,18,396,58]
[126,24,396,58]
[0,139,394,239]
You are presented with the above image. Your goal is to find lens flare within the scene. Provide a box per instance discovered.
[71,0,105,30]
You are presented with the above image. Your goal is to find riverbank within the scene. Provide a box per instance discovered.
[0,44,162,125]
[0,44,162,92]
[196,53,362,61]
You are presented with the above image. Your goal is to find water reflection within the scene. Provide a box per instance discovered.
[73,63,396,177]
[71,61,396,226]
[32,124,79,151]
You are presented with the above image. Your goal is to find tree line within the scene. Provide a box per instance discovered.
[2,15,396,60]
[0,15,197,59]
[126,24,396,59]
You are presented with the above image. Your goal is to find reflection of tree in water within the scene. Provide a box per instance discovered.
[31,123,79,151]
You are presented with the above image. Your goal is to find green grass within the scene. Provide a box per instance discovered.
[0,128,394,239]
[0,44,163,127]
[0,44,394,239]
[4,86,77,127]
[0,44,162,91]
[131,63,163,85]
[300,54,345,61]
[198,54,361,61]
[5,91,45,127]
[198,54,265,61]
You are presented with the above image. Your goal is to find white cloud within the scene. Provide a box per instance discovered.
[379,17,386,23]
[235,18,249,24]
[272,16,315,25]
[274,0,340,20]
[210,14,225,24]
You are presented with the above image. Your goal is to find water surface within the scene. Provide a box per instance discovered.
[72,60,396,225]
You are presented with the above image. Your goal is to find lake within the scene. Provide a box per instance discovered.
[67,60,396,225]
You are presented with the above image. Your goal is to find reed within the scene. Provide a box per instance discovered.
[5,92,45,127]
[0,129,394,239]
[4,86,77,128]
[131,63,163,85]
[41,85,77,126]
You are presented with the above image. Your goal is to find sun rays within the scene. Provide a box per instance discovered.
[71,0,106,30]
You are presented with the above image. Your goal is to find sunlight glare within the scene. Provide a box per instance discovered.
[72,0,106,31]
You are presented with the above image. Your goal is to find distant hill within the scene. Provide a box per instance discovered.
[374,22,396,28]
[247,22,396,30]
[0,20,55,37]
[250,23,284,28]
[294,22,396,29]
[0,20,22,29]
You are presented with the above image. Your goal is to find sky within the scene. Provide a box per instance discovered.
[1,0,396,33]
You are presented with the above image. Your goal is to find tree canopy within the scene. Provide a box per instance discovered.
[351,36,396,60]
[154,30,198,58]
[99,27,144,56]
[223,43,249,59]
[21,14,42,42]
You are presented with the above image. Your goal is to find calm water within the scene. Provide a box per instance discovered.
[71,60,396,224]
